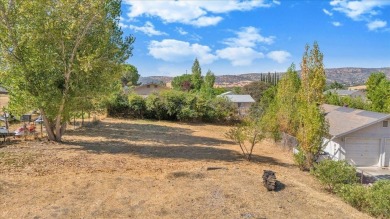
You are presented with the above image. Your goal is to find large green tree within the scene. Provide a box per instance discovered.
[171,74,193,91]
[366,72,390,112]
[240,81,271,102]
[203,70,215,89]
[121,64,139,87]
[275,63,300,136]
[0,0,134,141]
[297,42,328,169]
[191,58,203,91]
[300,42,326,104]
[200,69,216,97]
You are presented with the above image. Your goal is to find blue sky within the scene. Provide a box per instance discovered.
[120,0,390,77]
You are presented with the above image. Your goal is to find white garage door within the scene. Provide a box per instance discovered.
[344,138,380,166]
[385,139,390,167]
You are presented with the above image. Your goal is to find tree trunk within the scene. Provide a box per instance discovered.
[40,109,67,142]
[41,110,55,141]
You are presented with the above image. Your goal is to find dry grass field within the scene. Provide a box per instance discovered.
[0,118,370,218]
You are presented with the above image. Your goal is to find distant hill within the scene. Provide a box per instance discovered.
[323,67,390,85]
[140,67,390,87]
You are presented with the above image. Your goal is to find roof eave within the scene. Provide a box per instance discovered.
[330,115,390,139]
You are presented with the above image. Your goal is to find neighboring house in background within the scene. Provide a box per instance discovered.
[132,82,170,97]
[325,89,366,100]
[218,91,255,116]
[322,104,390,167]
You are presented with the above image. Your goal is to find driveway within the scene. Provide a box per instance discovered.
[357,167,390,181]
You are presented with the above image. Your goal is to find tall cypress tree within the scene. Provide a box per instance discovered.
[191,58,203,91]
[296,42,328,170]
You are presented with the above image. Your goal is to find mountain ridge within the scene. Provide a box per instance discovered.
[140,67,390,87]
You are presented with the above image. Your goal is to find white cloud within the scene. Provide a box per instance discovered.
[127,21,167,36]
[148,39,218,64]
[190,16,223,27]
[332,21,342,26]
[330,0,390,20]
[273,0,281,5]
[216,26,274,66]
[123,0,278,27]
[367,19,387,30]
[323,9,333,16]
[216,47,264,66]
[176,27,188,35]
[266,50,291,63]
[224,26,274,47]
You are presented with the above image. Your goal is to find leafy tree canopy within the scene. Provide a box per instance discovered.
[121,64,139,86]
[325,81,345,91]
[366,72,390,113]
[0,0,134,141]
[240,81,272,102]
[171,74,193,91]
[191,58,203,91]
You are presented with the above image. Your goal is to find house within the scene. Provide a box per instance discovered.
[325,89,366,100]
[218,91,255,116]
[132,80,170,97]
[322,104,390,167]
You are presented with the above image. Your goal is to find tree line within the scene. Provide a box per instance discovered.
[227,42,328,170]
[325,72,390,113]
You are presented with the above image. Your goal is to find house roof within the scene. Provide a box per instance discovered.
[137,77,163,86]
[322,104,390,138]
[325,89,358,96]
[222,95,255,103]
[219,91,234,96]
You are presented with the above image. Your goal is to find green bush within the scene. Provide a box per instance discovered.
[107,93,130,117]
[107,90,237,122]
[160,90,186,119]
[366,180,390,217]
[204,96,237,122]
[335,184,368,210]
[311,159,358,191]
[145,93,167,120]
[335,180,390,218]
[293,146,306,171]
[128,94,146,118]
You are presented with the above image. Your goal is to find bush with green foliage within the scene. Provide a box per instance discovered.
[311,159,358,191]
[366,180,390,217]
[145,93,167,120]
[335,180,390,218]
[366,72,390,113]
[225,118,265,161]
[335,184,368,210]
[107,93,131,117]
[107,90,236,123]
[325,92,370,110]
[293,147,307,171]
[128,94,146,118]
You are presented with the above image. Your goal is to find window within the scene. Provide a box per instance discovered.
[154,85,158,88]
[383,121,389,128]
[147,85,150,88]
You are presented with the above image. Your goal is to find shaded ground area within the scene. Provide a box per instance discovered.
[0,118,370,218]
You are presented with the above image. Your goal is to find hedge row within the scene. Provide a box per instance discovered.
[107,90,238,122]
[312,160,390,218]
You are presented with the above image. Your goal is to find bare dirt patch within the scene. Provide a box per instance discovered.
[0,118,369,218]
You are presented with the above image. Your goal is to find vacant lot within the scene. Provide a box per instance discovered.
[0,118,369,218]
